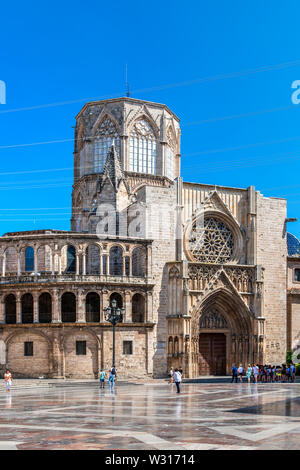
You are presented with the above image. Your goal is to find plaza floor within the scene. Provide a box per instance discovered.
[0,380,300,450]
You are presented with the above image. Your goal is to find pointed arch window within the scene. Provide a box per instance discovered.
[94,118,120,173]
[129,119,157,174]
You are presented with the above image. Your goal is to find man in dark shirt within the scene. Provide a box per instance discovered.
[231,364,238,383]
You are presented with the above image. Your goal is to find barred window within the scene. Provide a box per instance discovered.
[76,341,86,355]
[123,341,133,355]
[24,342,33,357]
[129,120,157,174]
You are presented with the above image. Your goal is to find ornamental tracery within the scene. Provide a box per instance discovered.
[188,216,234,264]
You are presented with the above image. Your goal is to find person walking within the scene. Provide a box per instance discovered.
[231,364,238,383]
[291,363,296,383]
[99,369,106,389]
[252,364,258,384]
[108,365,117,388]
[169,367,174,384]
[237,364,244,383]
[246,364,252,384]
[173,368,182,394]
[4,369,12,392]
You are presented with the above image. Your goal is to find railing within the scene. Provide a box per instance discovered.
[0,273,150,285]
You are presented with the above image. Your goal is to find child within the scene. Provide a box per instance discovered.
[99,369,106,389]
[4,369,12,392]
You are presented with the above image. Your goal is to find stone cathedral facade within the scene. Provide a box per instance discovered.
[0,96,299,379]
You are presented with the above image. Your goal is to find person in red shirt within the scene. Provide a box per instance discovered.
[4,370,12,392]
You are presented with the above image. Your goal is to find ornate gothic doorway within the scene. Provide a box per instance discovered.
[199,333,226,375]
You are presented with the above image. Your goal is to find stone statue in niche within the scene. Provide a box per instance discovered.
[199,311,228,329]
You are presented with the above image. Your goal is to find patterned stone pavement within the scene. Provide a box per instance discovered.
[0,380,300,450]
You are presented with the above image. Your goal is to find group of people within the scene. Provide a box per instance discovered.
[99,366,117,389]
[231,363,297,383]
[169,367,183,394]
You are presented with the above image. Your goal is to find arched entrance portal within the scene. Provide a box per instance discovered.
[192,289,254,377]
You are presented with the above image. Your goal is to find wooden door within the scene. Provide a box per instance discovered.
[199,333,226,375]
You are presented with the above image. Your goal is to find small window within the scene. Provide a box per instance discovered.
[24,342,33,357]
[76,341,86,355]
[123,341,133,355]
[295,269,300,282]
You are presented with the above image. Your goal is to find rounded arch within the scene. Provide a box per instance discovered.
[5,329,53,378]
[109,292,123,309]
[4,246,18,273]
[86,292,100,322]
[39,292,52,323]
[132,293,145,323]
[61,292,76,323]
[132,247,146,277]
[24,246,34,272]
[21,293,33,324]
[86,244,101,275]
[62,245,77,273]
[109,245,123,276]
[4,294,16,324]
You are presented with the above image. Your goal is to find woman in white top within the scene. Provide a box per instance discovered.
[237,364,244,383]
[173,368,182,394]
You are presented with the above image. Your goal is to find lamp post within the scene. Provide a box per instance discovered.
[104,299,125,367]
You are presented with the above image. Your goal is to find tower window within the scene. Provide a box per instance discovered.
[129,120,157,175]
[94,118,120,173]
[295,269,300,282]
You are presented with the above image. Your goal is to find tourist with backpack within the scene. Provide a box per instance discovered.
[108,365,117,388]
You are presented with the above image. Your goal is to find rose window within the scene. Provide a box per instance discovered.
[188,217,234,263]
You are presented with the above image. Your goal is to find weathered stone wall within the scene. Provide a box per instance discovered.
[256,194,287,364]
[1,325,151,379]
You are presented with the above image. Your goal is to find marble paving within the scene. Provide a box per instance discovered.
[0,381,300,450]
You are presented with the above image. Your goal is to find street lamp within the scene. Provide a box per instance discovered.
[104,299,125,367]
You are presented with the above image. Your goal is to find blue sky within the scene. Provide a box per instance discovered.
[1,0,300,238]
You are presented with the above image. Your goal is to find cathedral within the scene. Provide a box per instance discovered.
[0,96,299,378]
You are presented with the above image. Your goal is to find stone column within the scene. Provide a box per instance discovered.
[124,291,131,322]
[122,257,126,276]
[0,296,5,324]
[52,289,61,323]
[33,292,39,323]
[58,253,62,275]
[77,289,85,323]
[82,253,86,276]
[52,254,56,275]
[102,290,110,321]
[1,255,5,277]
[146,292,153,323]
[16,294,21,324]
[76,254,80,275]
[34,248,38,275]
[17,252,21,277]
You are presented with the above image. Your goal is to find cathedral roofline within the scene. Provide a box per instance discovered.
[75,97,180,122]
